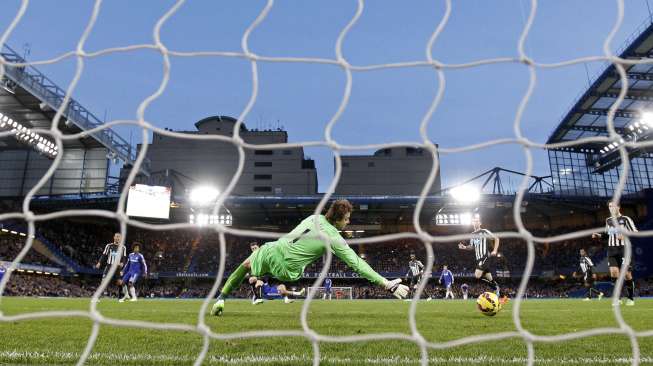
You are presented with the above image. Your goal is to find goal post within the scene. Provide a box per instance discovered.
[1,1,651,365]
[307,286,353,300]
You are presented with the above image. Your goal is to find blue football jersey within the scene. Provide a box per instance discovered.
[440,270,454,285]
[124,252,147,274]
[324,278,332,290]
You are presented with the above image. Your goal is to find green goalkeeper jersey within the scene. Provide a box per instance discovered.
[248,215,386,286]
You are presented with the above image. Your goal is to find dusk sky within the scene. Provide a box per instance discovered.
[1,0,651,193]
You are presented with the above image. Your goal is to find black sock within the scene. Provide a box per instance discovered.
[586,286,592,299]
[626,279,635,300]
[480,278,500,296]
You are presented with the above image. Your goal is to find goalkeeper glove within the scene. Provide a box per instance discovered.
[384,278,409,299]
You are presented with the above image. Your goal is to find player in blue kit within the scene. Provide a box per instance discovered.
[323,278,333,300]
[119,243,147,302]
[253,276,304,304]
[439,265,455,299]
[461,283,469,300]
[0,263,5,282]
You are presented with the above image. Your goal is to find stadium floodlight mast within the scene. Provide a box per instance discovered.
[189,186,220,206]
[449,185,481,204]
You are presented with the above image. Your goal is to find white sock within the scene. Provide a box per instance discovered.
[290,291,302,296]
[284,296,289,301]
[129,286,136,299]
[122,285,130,298]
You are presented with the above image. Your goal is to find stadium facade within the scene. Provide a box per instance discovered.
[547,20,653,197]
[127,115,318,196]
[0,44,141,197]
[337,147,441,196]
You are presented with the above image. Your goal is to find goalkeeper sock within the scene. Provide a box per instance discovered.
[626,279,635,300]
[219,264,249,299]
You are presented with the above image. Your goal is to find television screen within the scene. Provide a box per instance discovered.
[126,184,171,219]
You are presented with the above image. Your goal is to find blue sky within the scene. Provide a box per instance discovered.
[1,0,651,193]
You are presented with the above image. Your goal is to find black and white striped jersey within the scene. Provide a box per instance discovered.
[100,243,126,266]
[406,259,424,277]
[470,229,493,261]
[604,216,638,247]
[579,256,594,274]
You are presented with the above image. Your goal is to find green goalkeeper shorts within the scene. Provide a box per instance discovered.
[248,242,302,282]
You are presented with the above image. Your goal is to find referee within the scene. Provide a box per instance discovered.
[592,201,638,306]
[95,232,127,299]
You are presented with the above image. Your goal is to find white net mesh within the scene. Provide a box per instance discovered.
[0,0,652,365]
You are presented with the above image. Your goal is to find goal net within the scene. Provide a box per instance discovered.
[0,1,651,365]
[308,287,353,300]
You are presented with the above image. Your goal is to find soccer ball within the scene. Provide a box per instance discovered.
[476,291,501,316]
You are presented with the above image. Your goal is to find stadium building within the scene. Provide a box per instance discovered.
[337,147,441,196]
[1,18,653,297]
[0,44,141,197]
[126,115,318,196]
[547,21,653,197]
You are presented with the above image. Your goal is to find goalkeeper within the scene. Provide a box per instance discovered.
[211,200,409,316]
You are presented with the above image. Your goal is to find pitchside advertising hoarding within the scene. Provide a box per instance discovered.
[153,271,480,279]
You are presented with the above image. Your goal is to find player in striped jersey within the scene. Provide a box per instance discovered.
[95,232,126,299]
[458,215,506,304]
[405,253,424,292]
[573,248,604,301]
[247,242,264,305]
[405,254,432,300]
[592,201,638,306]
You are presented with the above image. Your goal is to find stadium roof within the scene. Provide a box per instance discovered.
[0,44,146,173]
[547,19,653,151]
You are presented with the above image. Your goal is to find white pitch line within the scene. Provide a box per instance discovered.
[1,351,651,365]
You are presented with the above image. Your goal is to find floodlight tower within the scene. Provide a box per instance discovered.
[187,186,232,227]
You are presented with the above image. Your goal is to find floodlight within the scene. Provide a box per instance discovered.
[449,185,480,204]
[189,186,220,205]
[459,212,473,226]
[641,111,653,127]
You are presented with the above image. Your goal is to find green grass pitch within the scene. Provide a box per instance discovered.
[0,297,651,365]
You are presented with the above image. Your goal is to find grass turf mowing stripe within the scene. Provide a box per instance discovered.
[2,351,653,365]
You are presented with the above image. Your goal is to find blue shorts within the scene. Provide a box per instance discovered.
[325,287,332,294]
[122,271,140,284]
[263,284,282,300]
